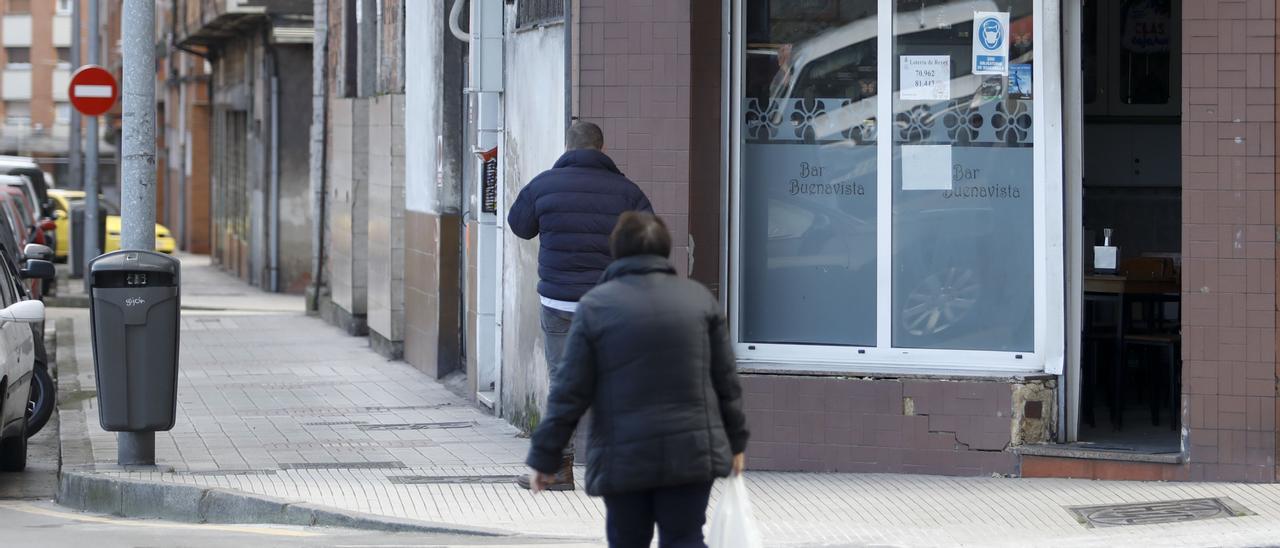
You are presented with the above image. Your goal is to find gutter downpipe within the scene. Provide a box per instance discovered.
[268,45,281,293]
[564,0,572,130]
[310,0,329,311]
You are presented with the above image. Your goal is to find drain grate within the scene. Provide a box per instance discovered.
[183,469,278,477]
[1068,497,1252,528]
[358,421,474,431]
[238,404,452,417]
[279,461,407,470]
[387,475,518,485]
[262,440,439,450]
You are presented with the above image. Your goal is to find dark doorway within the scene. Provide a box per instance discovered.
[1079,0,1181,454]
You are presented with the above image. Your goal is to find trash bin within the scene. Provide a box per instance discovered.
[69,203,106,279]
[89,250,181,431]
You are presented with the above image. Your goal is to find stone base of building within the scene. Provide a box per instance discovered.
[319,296,368,337]
[370,329,404,360]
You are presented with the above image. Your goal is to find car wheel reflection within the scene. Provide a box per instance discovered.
[900,264,982,337]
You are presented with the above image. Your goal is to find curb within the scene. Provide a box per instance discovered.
[50,309,520,538]
[55,471,511,536]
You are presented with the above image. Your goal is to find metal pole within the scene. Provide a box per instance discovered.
[69,0,82,192]
[309,0,328,312]
[83,0,100,292]
[118,0,157,466]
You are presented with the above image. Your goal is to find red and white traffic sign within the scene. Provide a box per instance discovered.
[68,65,118,117]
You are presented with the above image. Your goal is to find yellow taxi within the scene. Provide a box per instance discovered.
[48,189,176,260]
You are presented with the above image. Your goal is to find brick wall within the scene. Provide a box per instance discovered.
[577,0,692,275]
[742,376,1020,476]
[1181,0,1279,483]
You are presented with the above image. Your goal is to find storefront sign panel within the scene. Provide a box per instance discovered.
[741,142,877,347]
[892,146,1035,352]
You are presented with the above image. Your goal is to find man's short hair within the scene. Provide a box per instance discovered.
[566,120,605,150]
[610,212,672,260]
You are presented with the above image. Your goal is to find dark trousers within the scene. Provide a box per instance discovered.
[603,481,714,548]
[540,305,577,455]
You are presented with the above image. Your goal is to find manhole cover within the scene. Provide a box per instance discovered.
[388,475,518,485]
[279,461,407,470]
[358,422,474,431]
[1068,497,1252,528]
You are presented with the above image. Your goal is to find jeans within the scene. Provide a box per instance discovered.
[540,305,577,455]
[540,305,574,381]
[603,481,715,548]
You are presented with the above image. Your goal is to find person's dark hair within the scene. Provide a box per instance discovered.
[610,212,672,259]
[566,120,605,150]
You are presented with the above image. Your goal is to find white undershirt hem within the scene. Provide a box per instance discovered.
[539,296,579,313]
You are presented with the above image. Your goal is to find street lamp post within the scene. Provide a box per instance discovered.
[118,0,158,466]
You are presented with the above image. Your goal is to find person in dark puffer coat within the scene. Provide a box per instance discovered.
[509,121,653,492]
[526,212,750,548]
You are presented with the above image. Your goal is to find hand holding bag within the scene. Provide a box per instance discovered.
[708,475,764,548]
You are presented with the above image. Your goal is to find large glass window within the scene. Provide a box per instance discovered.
[892,0,1035,352]
[740,1,879,347]
[735,0,1057,370]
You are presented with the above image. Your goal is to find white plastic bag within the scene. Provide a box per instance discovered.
[708,475,764,548]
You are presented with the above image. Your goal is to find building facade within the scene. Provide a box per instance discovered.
[0,0,92,183]
[299,0,1280,483]
[162,0,315,291]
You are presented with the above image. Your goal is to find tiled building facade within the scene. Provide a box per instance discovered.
[292,0,1280,482]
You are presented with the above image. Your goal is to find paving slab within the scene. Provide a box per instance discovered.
[48,255,1280,546]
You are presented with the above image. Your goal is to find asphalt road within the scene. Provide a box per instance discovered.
[0,412,594,547]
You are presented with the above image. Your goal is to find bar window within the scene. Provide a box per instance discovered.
[733,0,1060,372]
[739,0,880,347]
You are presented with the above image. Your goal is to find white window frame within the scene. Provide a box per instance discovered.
[56,0,72,14]
[727,0,1064,376]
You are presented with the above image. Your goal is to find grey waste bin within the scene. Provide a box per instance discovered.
[89,250,181,431]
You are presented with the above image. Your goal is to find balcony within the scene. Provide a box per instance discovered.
[2,69,31,100]
[174,0,312,49]
[2,15,32,47]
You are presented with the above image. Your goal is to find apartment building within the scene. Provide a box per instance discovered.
[0,0,75,164]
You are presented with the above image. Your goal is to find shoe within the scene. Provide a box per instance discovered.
[516,454,575,491]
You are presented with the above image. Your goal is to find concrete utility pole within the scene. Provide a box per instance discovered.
[83,0,100,289]
[68,0,82,191]
[118,0,158,466]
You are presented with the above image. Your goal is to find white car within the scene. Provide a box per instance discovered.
[0,273,46,471]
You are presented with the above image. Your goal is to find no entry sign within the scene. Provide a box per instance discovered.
[68,65,118,116]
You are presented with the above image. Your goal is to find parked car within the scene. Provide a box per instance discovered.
[0,194,29,255]
[48,189,177,259]
[0,156,51,216]
[0,258,49,471]
[2,175,55,249]
[0,240,55,439]
[0,200,58,439]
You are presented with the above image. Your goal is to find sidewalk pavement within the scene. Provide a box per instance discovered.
[50,254,1280,546]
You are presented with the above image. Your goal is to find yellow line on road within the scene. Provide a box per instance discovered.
[0,501,322,538]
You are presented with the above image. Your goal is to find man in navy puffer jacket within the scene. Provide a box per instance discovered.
[508,121,652,491]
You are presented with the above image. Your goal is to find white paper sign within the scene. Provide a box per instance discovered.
[901,145,952,191]
[900,56,950,101]
[972,12,1010,75]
